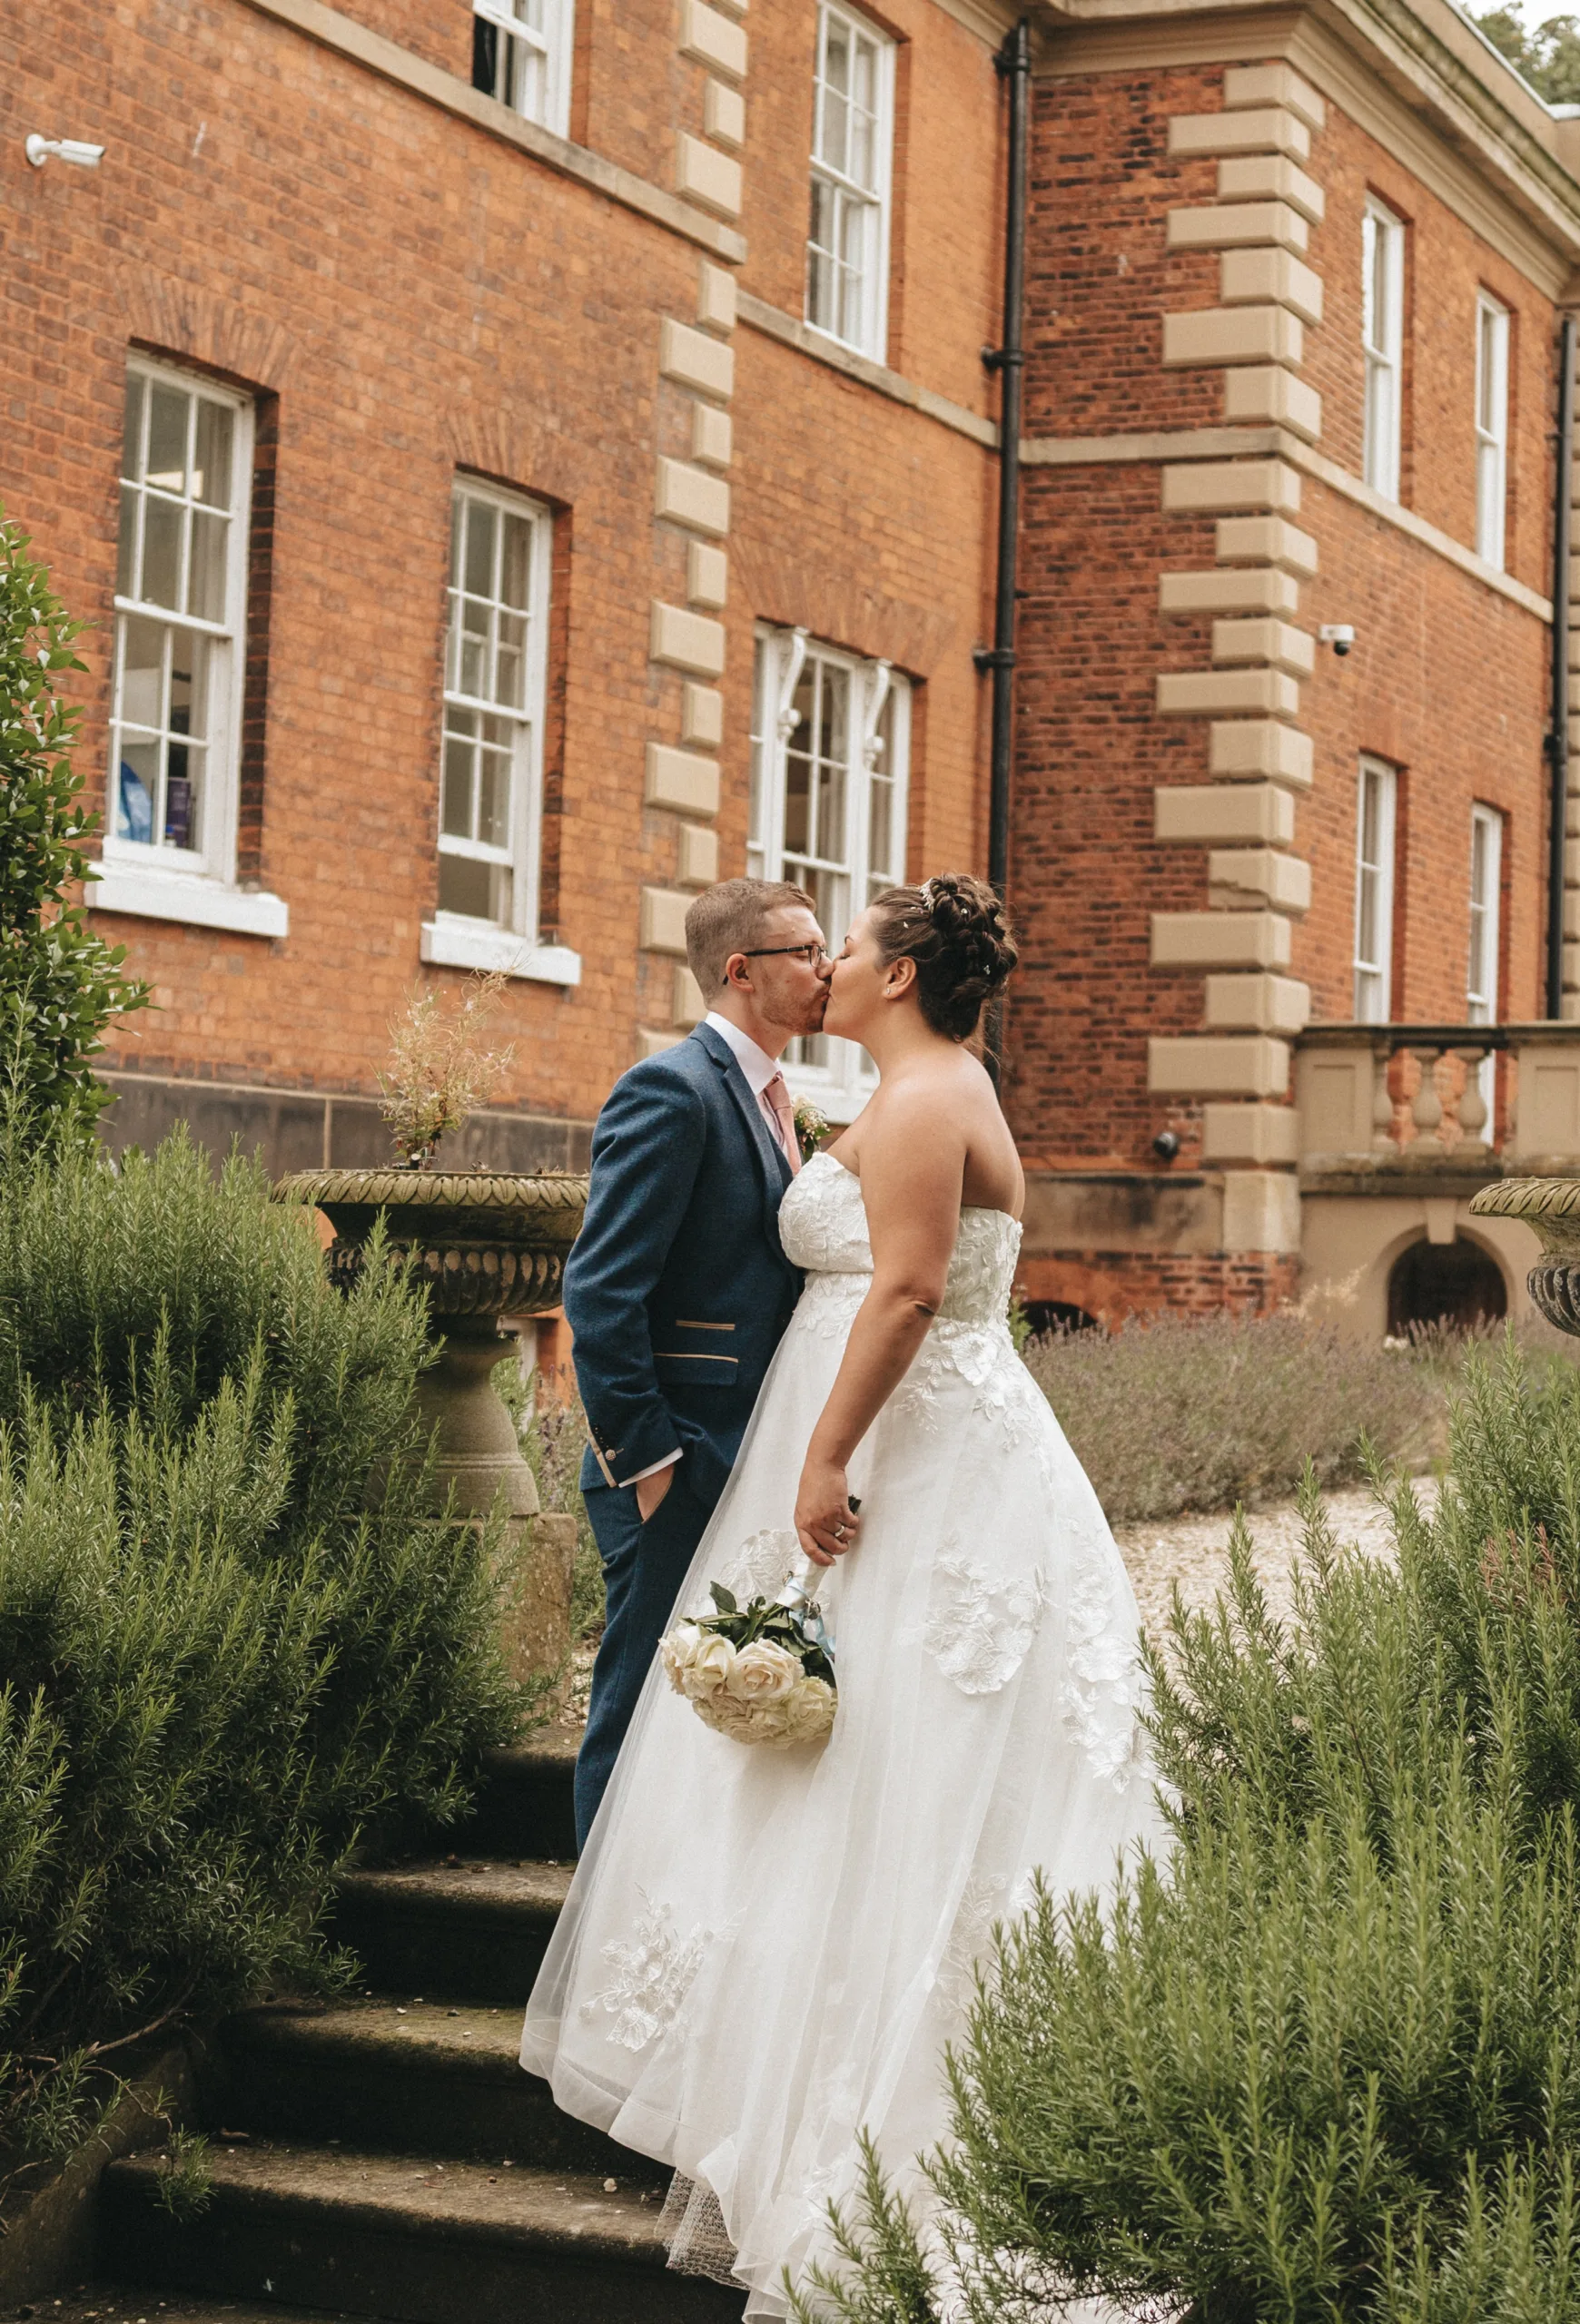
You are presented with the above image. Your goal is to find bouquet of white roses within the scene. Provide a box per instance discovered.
[660,1558,836,1749]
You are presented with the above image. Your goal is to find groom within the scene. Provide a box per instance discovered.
[564,878,833,1846]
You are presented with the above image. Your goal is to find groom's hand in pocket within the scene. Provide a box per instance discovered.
[636,1464,676,1522]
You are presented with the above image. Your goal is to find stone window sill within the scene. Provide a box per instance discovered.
[87,862,290,939]
[420,917,582,986]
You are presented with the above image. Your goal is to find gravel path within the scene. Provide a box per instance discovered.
[1113,1476,1440,1644]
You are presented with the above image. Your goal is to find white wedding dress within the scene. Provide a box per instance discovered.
[520,1152,1165,2318]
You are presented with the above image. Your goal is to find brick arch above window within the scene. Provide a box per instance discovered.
[441,409,592,508]
[114,267,302,393]
[729,542,955,675]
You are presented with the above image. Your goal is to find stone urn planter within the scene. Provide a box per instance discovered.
[273,1167,588,1677]
[1468,1176,1580,1334]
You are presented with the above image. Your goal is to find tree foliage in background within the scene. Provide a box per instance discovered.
[796,1344,1580,2322]
[0,511,149,1143]
[0,1131,527,2181]
[1475,3,1580,102]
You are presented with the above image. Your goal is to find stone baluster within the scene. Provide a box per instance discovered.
[1453,1045,1491,1156]
[1372,1046,1397,1152]
[1406,1046,1444,1152]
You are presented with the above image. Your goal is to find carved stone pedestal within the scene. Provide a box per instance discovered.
[274,1167,588,1678]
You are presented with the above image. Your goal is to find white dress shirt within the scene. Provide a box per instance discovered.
[627,1013,794,1491]
[703,1010,795,1158]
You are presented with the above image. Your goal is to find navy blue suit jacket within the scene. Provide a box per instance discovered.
[564,1022,803,1513]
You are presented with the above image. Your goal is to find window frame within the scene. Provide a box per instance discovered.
[105,357,253,891]
[1474,291,1510,570]
[431,478,557,969]
[1361,195,1406,503]
[471,0,575,138]
[748,625,912,1119]
[1353,755,1397,1024]
[1466,802,1503,1025]
[805,0,897,365]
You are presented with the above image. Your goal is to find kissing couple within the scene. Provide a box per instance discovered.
[520,875,1162,2318]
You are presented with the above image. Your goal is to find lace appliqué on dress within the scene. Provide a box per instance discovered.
[707,1527,800,1604]
[578,1892,709,2052]
[924,1551,1047,1695]
[1062,1561,1149,1790]
[933,1868,1042,2014]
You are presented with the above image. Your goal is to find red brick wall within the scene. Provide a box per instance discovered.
[1294,483,1549,1026]
[738,0,1002,421]
[1027,65,1224,439]
[1017,1247,1300,1325]
[2,0,1002,1136]
[1303,109,1556,599]
[1007,462,1221,1167]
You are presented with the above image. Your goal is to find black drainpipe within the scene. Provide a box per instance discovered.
[978,17,1031,896]
[977,16,1031,1081]
[1548,316,1575,1020]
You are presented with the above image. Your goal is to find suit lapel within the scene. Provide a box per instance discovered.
[690,1024,794,1248]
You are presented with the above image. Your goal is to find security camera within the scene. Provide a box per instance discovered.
[25,134,105,168]
[1152,1128,1180,1162]
[1319,624,1356,658]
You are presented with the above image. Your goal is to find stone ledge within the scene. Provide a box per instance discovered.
[95,1069,592,1178]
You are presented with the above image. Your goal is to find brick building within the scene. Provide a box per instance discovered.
[8,0,1580,1337]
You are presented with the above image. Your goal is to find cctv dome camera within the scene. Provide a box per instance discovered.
[1319,624,1356,657]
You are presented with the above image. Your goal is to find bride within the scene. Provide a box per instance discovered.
[520,874,1164,2317]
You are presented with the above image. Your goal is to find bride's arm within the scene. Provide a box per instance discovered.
[795,1089,965,1564]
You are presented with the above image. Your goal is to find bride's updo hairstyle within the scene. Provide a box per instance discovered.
[868,872,1018,1040]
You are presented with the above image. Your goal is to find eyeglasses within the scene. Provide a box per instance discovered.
[739,942,830,966]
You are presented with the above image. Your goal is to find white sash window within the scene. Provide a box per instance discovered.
[420,480,578,986]
[1474,294,1509,569]
[805,0,894,362]
[1353,756,1397,1023]
[471,0,574,137]
[749,627,910,1118]
[108,361,252,880]
[1362,197,1406,502]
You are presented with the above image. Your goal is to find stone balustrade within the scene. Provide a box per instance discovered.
[1293,1024,1580,1181]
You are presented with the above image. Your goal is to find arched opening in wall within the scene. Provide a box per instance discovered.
[1022,1299,1102,1338]
[1386,1237,1507,1335]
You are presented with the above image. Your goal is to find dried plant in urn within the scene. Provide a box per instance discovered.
[378,971,515,1168]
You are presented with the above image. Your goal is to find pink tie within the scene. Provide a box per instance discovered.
[763,1071,800,1175]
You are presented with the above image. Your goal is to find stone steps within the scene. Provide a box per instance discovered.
[215,2000,647,2177]
[329,1861,571,2005]
[95,1732,747,2324]
[102,2144,737,2324]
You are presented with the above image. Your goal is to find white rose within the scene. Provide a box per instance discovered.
[725,1640,801,1705]
[681,1632,736,1698]
[786,1678,836,1742]
[660,1623,704,1691]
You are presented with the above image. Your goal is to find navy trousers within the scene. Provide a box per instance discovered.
[574,1469,710,1849]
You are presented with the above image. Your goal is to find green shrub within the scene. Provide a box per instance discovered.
[0,512,148,1146]
[1021,1308,1556,1524]
[796,1344,1580,2323]
[0,1131,524,2180]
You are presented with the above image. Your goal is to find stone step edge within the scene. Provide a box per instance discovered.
[107,2145,671,2269]
[334,1863,573,1919]
[226,2000,526,2080]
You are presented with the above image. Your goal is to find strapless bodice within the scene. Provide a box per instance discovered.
[777,1150,1022,1326]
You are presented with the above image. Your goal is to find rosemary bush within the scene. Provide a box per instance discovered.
[0,1130,522,2177]
[798,1343,1580,2323]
